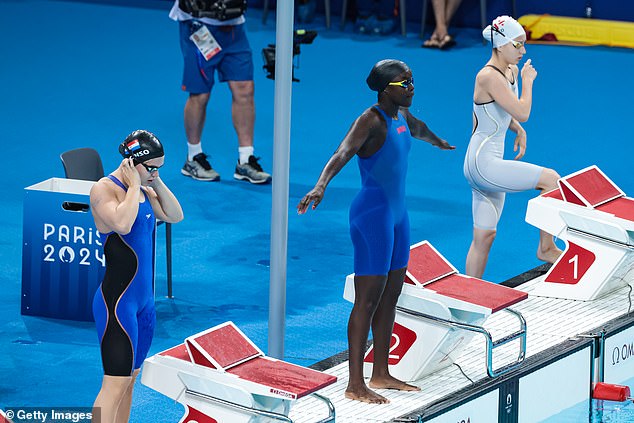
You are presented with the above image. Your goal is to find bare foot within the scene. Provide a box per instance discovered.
[369,375,421,392]
[344,384,390,404]
[537,246,563,263]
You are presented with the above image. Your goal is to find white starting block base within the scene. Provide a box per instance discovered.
[291,276,634,423]
[526,165,634,301]
[141,322,337,423]
[343,241,527,382]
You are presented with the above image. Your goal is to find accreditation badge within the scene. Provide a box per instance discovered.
[190,25,222,61]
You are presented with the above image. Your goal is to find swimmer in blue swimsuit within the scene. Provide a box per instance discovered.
[298,60,455,404]
[464,16,562,278]
[90,130,183,423]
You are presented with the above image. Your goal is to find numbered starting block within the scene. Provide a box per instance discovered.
[343,241,527,381]
[141,322,337,423]
[526,165,634,301]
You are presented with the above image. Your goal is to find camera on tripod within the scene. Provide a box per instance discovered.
[262,29,318,82]
[179,0,247,21]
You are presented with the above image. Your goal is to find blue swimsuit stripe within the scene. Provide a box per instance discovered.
[92,175,157,376]
[349,106,412,276]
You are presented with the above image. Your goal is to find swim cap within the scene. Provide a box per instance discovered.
[366,59,410,92]
[482,15,525,48]
[118,130,164,164]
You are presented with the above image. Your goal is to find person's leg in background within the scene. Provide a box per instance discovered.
[179,21,221,181]
[219,25,271,184]
[355,0,377,33]
[374,0,396,35]
[423,0,462,49]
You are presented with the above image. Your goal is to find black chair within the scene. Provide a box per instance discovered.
[60,148,174,298]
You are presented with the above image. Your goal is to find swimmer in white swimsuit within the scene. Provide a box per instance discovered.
[463,15,562,278]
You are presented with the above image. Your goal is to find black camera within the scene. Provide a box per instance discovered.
[179,0,247,21]
[262,29,318,82]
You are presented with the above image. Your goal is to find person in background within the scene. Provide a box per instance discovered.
[356,0,396,35]
[170,0,271,184]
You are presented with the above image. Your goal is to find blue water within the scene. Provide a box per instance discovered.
[543,377,634,422]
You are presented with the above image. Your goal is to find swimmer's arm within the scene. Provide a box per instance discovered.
[509,118,527,160]
[297,113,372,213]
[402,109,455,150]
[89,180,140,235]
[481,67,533,122]
[145,178,184,223]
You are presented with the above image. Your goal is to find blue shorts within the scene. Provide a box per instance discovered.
[179,21,254,94]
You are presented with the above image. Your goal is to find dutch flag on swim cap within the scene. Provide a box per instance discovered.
[126,139,141,151]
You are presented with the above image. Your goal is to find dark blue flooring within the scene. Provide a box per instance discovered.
[1,1,633,420]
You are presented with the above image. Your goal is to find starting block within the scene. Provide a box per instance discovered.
[526,165,634,301]
[141,322,337,423]
[343,241,527,381]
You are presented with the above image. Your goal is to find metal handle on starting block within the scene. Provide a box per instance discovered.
[396,306,527,378]
[185,389,293,422]
[184,389,336,423]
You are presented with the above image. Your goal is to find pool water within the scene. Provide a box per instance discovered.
[542,378,634,422]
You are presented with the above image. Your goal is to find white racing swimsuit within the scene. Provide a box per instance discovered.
[463,66,543,230]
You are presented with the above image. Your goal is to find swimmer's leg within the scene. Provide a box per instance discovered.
[466,227,496,278]
[345,274,390,404]
[465,189,503,278]
[113,369,140,423]
[368,267,420,393]
[535,168,563,263]
[92,372,136,423]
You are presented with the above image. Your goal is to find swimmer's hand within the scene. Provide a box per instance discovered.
[120,158,141,189]
[513,130,526,160]
[297,186,325,214]
[520,59,537,83]
[436,139,456,150]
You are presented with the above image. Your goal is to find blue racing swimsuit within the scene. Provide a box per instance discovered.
[92,175,156,376]
[349,106,412,276]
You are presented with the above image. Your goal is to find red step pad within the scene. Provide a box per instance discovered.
[228,357,337,399]
[596,197,634,222]
[406,242,456,286]
[560,167,623,207]
[426,274,528,312]
[187,324,261,369]
[593,382,631,402]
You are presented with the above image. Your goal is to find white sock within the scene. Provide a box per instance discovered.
[188,143,203,161]
[238,146,254,164]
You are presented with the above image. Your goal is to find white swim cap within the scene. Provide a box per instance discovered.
[482,15,525,48]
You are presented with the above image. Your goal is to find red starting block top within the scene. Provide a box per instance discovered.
[558,166,624,208]
[405,241,527,312]
[426,274,528,313]
[543,188,563,200]
[229,357,337,399]
[596,197,634,222]
[157,327,338,400]
[160,343,190,360]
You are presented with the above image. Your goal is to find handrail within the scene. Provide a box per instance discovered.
[395,306,527,378]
